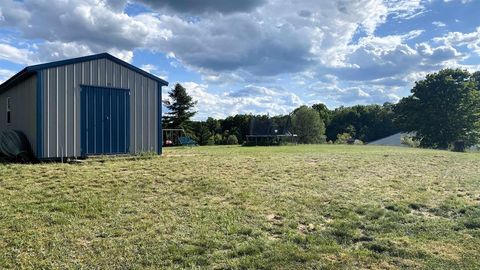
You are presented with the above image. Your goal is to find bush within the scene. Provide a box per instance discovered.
[207,136,215,145]
[226,135,239,145]
[452,140,466,152]
[335,133,352,144]
[319,135,327,144]
[214,134,224,145]
[400,134,420,148]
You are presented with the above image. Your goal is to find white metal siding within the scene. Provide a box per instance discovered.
[41,58,159,158]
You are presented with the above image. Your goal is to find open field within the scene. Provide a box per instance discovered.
[0,145,479,269]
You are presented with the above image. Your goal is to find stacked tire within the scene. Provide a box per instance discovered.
[0,130,34,162]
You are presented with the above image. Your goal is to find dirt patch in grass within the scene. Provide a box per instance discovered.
[297,223,317,234]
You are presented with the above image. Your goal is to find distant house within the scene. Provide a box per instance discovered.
[368,132,412,147]
[0,53,168,160]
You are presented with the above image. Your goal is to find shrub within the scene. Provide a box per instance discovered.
[207,136,215,145]
[353,139,363,145]
[214,134,224,145]
[401,134,420,148]
[452,140,466,152]
[226,135,239,145]
[335,133,352,144]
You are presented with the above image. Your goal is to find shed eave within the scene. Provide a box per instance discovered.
[0,68,35,94]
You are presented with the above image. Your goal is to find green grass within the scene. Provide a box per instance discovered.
[1,145,479,269]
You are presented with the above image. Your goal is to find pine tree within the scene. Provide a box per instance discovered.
[162,83,197,129]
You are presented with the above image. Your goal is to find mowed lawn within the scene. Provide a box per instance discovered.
[0,145,479,269]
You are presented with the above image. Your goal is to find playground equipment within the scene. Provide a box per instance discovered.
[163,128,197,147]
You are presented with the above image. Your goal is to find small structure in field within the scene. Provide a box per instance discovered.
[246,132,298,146]
[368,132,415,147]
[245,116,297,146]
[0,53,168,160]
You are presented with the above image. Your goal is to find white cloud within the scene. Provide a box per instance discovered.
[0,43,38,65]
[140,64,157,74]
[0,0,425,78]
[168,82,303,119]
[307,80,401,107]
[140,64,169,80]
[0,0,171,63]
[326,32,462,83]
[385,0,427,20]
[432,21,446,27]
[444,0,472,3]
[0,40,134,66]
[0,69,16,84]
[434,27,480,55]
[34,41,93,62]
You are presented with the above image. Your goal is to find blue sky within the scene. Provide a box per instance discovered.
[1,0,480,119]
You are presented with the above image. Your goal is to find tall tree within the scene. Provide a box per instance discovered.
[222,114,252,142]
[394,69,480,149]
[326,104,398,142]
[196,124,213,146]
[312,103,332,127]
[292,106,326,144]
[205,117,221,134]
[162,83,197,129]
[472,71,480,84]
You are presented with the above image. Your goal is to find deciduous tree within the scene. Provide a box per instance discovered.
[394,69,480,148]
[292,106,326,144]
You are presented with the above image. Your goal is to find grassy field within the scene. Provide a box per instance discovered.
[0,145,479,269]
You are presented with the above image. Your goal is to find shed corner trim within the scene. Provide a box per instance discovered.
[36,70,43,159]
[157,83,163,155]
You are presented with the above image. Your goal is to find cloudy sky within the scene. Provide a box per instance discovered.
[1,0,480,119]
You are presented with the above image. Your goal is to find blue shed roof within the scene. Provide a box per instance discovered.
[0,52,168,93]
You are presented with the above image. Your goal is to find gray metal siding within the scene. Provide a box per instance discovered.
[0,75,37,155]
[41,58,159,158]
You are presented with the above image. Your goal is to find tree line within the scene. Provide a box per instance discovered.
[163,69,480,150]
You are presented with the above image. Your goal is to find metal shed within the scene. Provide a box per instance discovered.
[0,53,168,159]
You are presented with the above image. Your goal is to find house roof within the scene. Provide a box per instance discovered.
[368,132,410,147]
[0,52,168,93]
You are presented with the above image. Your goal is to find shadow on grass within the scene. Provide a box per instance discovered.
[0,154,38,164]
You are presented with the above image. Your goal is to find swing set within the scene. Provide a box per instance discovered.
[163,128,185,146]
[163,128,197,146]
